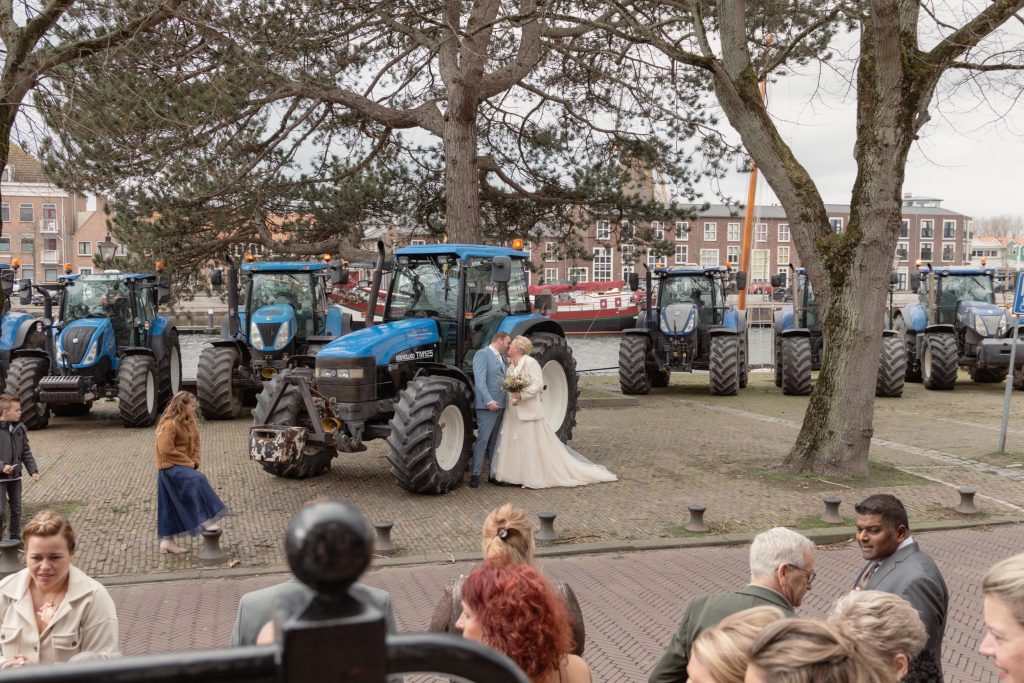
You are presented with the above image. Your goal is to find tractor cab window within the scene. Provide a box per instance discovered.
[797,276,818,328]
[386,257,461,320]
[250,273,313,313]
[660,275,716,325]
[311,275,328,335]
[63,278,127,324]
[508,259,530,315]
[937,274,993,322]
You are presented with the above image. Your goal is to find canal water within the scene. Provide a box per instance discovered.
[179,328,774,379]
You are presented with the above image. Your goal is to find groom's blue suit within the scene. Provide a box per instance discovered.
[472,344,507,478]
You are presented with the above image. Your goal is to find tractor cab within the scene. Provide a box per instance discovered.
[914,268,996,326]
[238,262,338,353]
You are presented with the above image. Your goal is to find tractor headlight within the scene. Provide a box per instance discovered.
[317,367,364,379]
[273,321,291,349]
[682,310,696,334]
[973,313,988,336]
[250,320,261,344]
[82,338,99,365]
[998,313,1009,337]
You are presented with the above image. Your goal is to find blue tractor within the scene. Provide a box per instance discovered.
[896,263,1024,390]
[197,258,352,419]
[770,267,905,397]
[10,267,180,428]
[618,264,748,395]
[249,242,579,491]
[0,262,47,392]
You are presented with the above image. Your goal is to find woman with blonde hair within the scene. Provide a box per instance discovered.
[155,391,227,554]
[429,503,585,654]
[829,590,927,680]
[687,606,786,683]
[980,552,1024,681]
[492,335,617,488]
[744,618,896,683]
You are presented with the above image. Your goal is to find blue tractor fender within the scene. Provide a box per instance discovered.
[148,317,178,366]
[719,308,742,333]
[900,304,928,333]
[412,363,472,390]
[323,304,349,338]
[498,314,564,339]
[0,312,40,353]
[773,306,796,334]
[622,327,651,337]
[317,318,440,365]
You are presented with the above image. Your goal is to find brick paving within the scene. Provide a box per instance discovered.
[107,524,1022,682]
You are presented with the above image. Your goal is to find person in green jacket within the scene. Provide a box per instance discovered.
[648,526,816,683]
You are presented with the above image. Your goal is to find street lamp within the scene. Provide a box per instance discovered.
[97,234,117,262]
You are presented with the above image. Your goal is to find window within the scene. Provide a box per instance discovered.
[651,221,664,241]
[621,245,636,280]
[19,204,32,222]
[778,223,790,243]
[647,250,667,269]
[942,243,955,262]
[704,222,717,241]
[777,246,790,267]
[409,239,426,246]
[752,249,770,282]
[115,243,126,256]
[596,220,610,240]
[699,249,719,268]
[620,221,634,241]
[754,223,768,242]
[20,237,33,253]
[544,242,558,263]
[566,266,588,283]
[543,267,558,282]
[43,267,58,283]
[943,220,956,239]
[0,236,8,252]
[41,203,56,220]
[920,242,932,261]
[899,219,909,238]
[79,268,92,275]
[1,203,7,222]
[896,243,908,261]
[727,223,741,242]
[674,244,688,264]
[921,220,934,238]
[727,246,740,264]
[829,217,843,234]
[675,221,689,241]
[0,166,11,181]
[593,247,612,281]
[78,241,92,256]
[896,267,908,291]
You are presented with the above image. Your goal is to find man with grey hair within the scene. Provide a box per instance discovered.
[647,526,816,683]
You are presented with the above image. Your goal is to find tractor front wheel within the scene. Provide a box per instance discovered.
[619,335,650,395]
[158,331,182,409]
[253,368,335,478]
[876,335,907,398]
[970,366,1008,383]
[529,332,579,442]
[709,335,740,396]
[773,338,783,387]
[119,355,159,427]
[921,333,958,390]
[780,336,813,396]
[7,357,49,430]
[386,376,473,494]
[198,347,242,419]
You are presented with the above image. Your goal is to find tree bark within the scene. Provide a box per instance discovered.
[442,100,483,244]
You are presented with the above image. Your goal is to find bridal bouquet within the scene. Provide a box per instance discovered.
[502,371,530,393]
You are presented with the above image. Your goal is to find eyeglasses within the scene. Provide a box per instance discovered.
[786,563,817,586]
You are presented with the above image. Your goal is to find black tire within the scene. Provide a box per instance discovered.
[386,376,473,494]
[7,357,49,430]
[894,316,921,382]
[921,333,958,390]
[158,331,182,409]
[876,335,906,398]
[1014,366,1024,391]
[709,335,740,396]
[739,330,750,389]
[780,336,813,396]
[51,403,93,417]
[970,366,1008,383]
[650,368,671,387]
[197,347,242,419]
[619,335,650,395]
[773,338,783,387]
[528,332,580,442]
[118,355,159,427]
[253,368,335,478]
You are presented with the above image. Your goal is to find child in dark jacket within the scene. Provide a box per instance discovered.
[0,394,39,545]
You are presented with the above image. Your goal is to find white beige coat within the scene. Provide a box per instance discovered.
[509,355,546,422]
[0,565,118,665]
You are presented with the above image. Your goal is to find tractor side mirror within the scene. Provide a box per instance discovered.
[0,270,13,297]
[770,273,786,289]
[890,271,899,286]
[210,268,223,287]
[910,273,920,293]
[735,271,748,291]
[156,276,171,305]
[330,264,349,286]
[18,279,32,306]
[628,272,640,292]
[491,256,511,283]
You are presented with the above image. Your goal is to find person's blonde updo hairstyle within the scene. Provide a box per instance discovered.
[828,590,926,674]
[23,510,77,554]
[481,503,534,565]
[983,552,1024,627]
[747,618,890,683]
[691,606,787,683]
[511,335,533,355]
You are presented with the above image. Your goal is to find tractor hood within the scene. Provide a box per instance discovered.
[249,305,297,352]
[958,300,1011,337]
[317,319,440,365]
[660,303,697,337]
[57,318,115,368]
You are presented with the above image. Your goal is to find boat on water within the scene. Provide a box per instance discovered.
[530,281,639,335]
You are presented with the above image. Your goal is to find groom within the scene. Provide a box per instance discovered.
[470,331,511,488]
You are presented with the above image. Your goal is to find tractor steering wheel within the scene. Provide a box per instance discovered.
[412,309,439,318]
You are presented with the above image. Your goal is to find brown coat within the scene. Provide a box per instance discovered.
[155,418,201,469]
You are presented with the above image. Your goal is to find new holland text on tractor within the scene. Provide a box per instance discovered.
[249,242,579,493]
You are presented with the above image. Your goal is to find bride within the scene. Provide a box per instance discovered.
[492,335,617,489]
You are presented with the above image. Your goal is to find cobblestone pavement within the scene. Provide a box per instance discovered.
[16,372,1024,578]
[107,524,1021,682]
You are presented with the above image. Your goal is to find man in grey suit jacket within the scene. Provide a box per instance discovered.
[648,527,815,683]
[853,494,949,683]
[470,331,511,488]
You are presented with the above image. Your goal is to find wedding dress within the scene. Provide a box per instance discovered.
[492,355,617,489]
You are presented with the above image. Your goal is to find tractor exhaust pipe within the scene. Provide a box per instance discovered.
[226,257,240,337]
[365,240,386,329]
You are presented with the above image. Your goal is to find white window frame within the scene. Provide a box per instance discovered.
[896,267,908,291]
[647,250,667,269]
[19,203,32,222]
[754,223,768,242]
[566,266,588,282]
[699,249,719,268]
[829,217,844,234]
[942,220,956,239]
[651,221,664,241]
[777,246,790,268]
[675,221,689,241]
[409,239,426,246]
[941,242,955,262]
[543,267,558,282]
[920,242,933,261]
[703,222,717,241]
[896,242,908,262]
[79,267,93,275]
[726,246,741,265]
[920,219,934,239]
[592,247,613,281]
[0,236,9,252]
[727,223,741,242]
[78,241,92,256]
[0,203,7,222]
[596,220,610,240]
[778,223,790,243]
[674,244,688,265]
[899,219,910,238]
[751,249,770,282]
[544,242,558,263]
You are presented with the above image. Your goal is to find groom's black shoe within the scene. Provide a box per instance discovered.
[489,477,509,486]
[469,475,481,488]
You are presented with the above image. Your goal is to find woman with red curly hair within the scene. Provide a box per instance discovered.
[457,561,591,683]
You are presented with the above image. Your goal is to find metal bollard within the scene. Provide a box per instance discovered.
[684,504,708,533]
[374,520,395,557]
[956,487,980,514]
[536,512,558,542]
[821,496,843,524]
[207,308,215,331]
[198,528,228,565]
[0,539,20,577]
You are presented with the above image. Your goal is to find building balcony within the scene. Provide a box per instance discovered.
[41,249,60,264]
[38,219,57,233]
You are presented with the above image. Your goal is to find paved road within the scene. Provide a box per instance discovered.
[109,524,1019,682]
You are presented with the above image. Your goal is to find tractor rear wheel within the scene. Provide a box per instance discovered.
[1014,366,1024,391]
[198,347,242,419]
[51,403,92,417]
[921,333,958,390]
[619,335,650,395]
[894,316,921,382]
[970,366,1008,383]
[739,329,750,388]
[253,368,334,478]
[773,339,783,387]
[876,335,907,398]
[528,332,580,442]
[709,336,739,396]
[158,331,182,409]
[7,357,49,430]
[780,336,813,396]
[387,376,473,494]
[119,355,159,427]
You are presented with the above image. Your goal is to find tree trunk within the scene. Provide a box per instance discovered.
[442,108,483,244]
